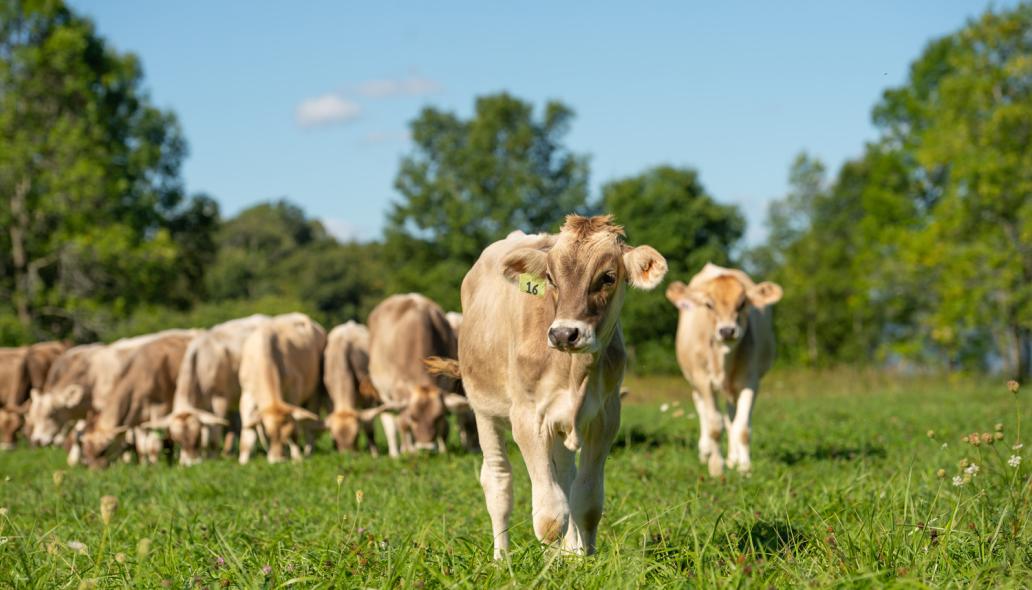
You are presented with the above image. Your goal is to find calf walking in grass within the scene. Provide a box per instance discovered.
[665,263,783,476]
[459,214,667,557]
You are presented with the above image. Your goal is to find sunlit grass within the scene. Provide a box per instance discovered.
[0,372,1028,588]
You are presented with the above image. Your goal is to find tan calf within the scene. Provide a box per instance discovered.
[460,214,667,557]
[237,313,326,464]
[143,314,270,465]
[323,321,393,454]
[367,294,469,457]
[79,330,198,468]
[666,263,782,476]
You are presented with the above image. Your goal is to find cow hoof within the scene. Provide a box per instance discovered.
[708,454,725,477]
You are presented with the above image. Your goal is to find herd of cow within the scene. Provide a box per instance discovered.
[0,214,783,557]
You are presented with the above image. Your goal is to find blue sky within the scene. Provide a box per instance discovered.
[72,1,1013,244]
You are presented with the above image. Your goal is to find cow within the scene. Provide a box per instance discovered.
[665,262,783,476]
[445,311,463,334]
[30,333,166,453]
[459,214,667,557]
[141,314,270,465]
[367,294,470,457]
[237,313,326,464]
[0,341,69,448]
[323,321,395,454]
[79,330,198,468]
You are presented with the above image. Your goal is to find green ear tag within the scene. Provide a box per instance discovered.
[518,273,546,296]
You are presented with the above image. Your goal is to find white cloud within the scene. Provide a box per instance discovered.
[296,94,361,128]
[322,218,365,242]
[357,75,442,99]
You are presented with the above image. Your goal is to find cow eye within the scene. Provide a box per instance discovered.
[545,272,556,287]
[598,272,616,287]
[705,301,714,310]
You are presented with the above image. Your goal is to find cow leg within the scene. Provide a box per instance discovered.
[724,397,739,468]
[565,392,620,555]
[728,387,755,473]
[239,428,257,465]
[512,413,575,550]
[363,421,379,457]
[380,413,401,458]
[692,381,724,477]
[208,397,229,457]
[476,413,513,559]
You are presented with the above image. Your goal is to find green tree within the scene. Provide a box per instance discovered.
[874,4,1032,378]
[384,93,589,310]
[0,0,217,343]
[602,165,744,372]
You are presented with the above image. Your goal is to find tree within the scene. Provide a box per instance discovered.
[874,4,1032,378]
[602,166,744,372]
[0,0,217,342]
[384,93,589,310]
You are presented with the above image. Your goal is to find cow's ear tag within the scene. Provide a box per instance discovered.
[518,273,546,296]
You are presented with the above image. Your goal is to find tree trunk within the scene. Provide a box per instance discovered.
[1016,325,1031,381]
[9,178,32,331]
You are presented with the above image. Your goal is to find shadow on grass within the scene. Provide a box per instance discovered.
[610,426,691,453]
[774,443,887,465]
[737,520,808,556]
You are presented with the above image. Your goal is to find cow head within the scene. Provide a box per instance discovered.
[666,274,783,344]
[503,215,667,353]
[325,404,397,452]
[244,403,320,463]
[396,384,469,452]
[142,409,227,465]
[28,385,87,446]
[80,417,130,469]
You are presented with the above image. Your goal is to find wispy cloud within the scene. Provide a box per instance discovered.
[296,94,362,128]
[356,74,442,99]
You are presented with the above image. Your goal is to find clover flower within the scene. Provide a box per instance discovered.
[68,540,87,554]
[952,475,965,487]
[936,468,946,478]
[1007,380,1020,394]
[964,463,979,476]
[1009,455,1022,468]
[659,403,670,413]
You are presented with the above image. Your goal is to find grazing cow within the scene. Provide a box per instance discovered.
[28,344,103,446]
[323,321,394,454]
[79,330,198,468]
[31,333,165,454]
[142,314,270,465]
[367,294,469,457]
[237,313,326,464]
[0,341,69,448]
[460,214,667,557]
[665,263,783,476]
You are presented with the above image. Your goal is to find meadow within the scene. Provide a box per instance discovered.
[0,371,1029,589]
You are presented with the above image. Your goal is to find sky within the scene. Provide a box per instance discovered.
[71,0,1015,244]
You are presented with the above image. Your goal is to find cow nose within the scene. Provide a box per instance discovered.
[548,326,580,347]
[718,326,737,340]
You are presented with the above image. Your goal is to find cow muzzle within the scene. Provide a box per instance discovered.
[547,320,595,352]
[717,324,741,343]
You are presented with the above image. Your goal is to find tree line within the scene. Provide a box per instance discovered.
[2,0,1030,378]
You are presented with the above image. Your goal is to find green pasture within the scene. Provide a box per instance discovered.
[1,372,1029,589]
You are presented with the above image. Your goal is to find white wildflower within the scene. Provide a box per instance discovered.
[659,403,670,413]
[964,463,979,476]
[941,443,948,449]
[1008,455,1022,468]
[1013,443,1024,451]
[952,475,965,487]
[67,540,87,554]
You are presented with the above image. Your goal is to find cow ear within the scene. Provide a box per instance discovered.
[196,410,229,426]
[747,281,783,308]
[61,385,85,408]
[140,415,172,430]
[443,393,470,414]
[622,245,668,290]
[289,406,321,423]
[358,377,380,401]
[666,281,707,310]
[357,404,399,423]
[501,247,548,283]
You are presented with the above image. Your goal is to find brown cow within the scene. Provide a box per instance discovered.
[28,343,103,447]
[665,263,782,475]
[0,341,69,448]
[79,330,198,468]
[237,313,326,464]
[367,294,469,457]
[142,314,270,465]
[459,214,667,557]
[323,321,395,454]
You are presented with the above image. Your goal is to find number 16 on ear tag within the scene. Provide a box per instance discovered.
[519,273,546,296]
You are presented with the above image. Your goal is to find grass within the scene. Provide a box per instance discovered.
[1,371,1030,588]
